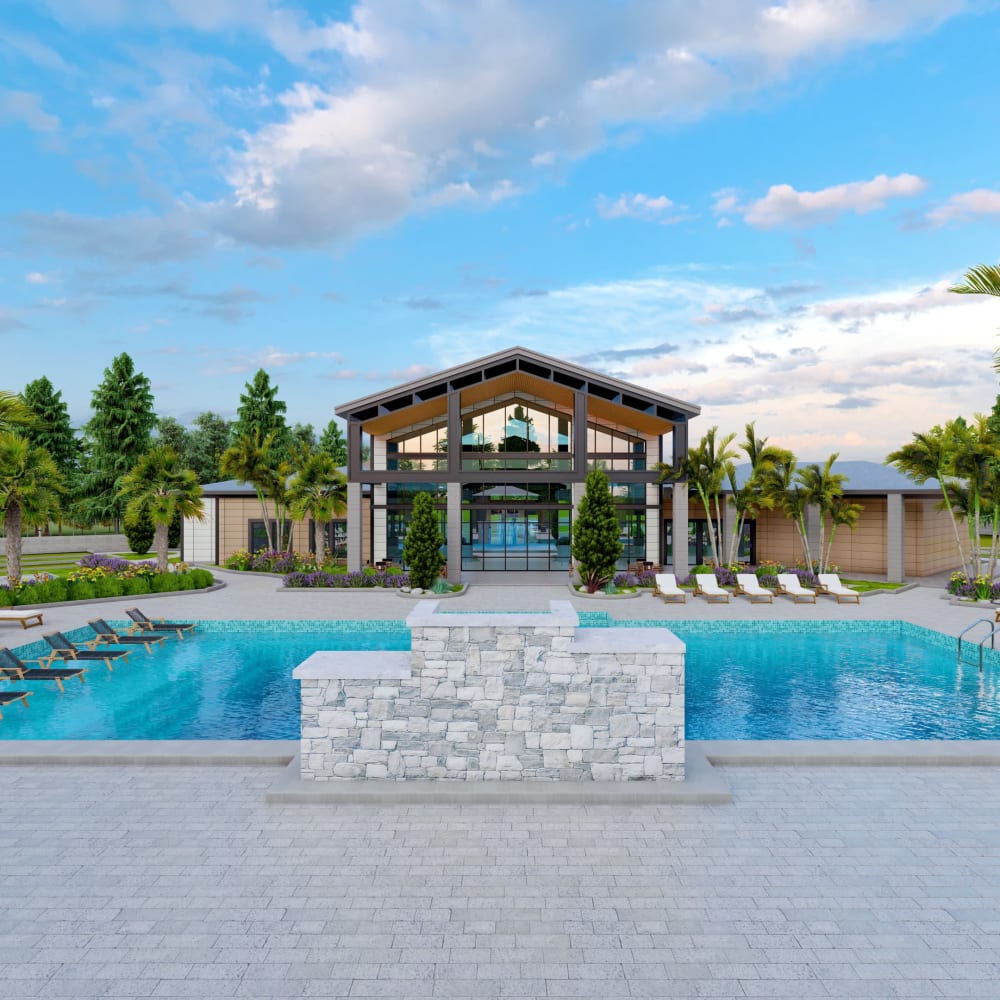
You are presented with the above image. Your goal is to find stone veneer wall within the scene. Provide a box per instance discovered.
[295,600,685,782]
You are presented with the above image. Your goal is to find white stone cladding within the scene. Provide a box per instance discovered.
[295,601,685,782]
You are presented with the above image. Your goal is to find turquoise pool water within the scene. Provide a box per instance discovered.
[2,617,999,740]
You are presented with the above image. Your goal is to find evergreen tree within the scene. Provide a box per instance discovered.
[22,376,79,476]
[571,469,622,592]
[402,491,445,589]
[290,422,317,453]
[232,369,289,453]
[319,419,348,466]
[78,353,157,526]
[156,417,190,458]
[188,412,232,483]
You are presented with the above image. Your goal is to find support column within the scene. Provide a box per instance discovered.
[447,482,462,583]
[347,482,362,572]
[645,483,660,565]
[447,391,461,475]
[573,391,588,475]
[887,493,904,581]
[672,482,689,577]
[804,503,822,570]
[672,419,688,469]
[372,485,386,563]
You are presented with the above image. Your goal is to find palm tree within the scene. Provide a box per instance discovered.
[658,426,738,567]
[118,446,204,573]
[0,432,64,585]
[723,423,792,565]
[796,454,848,574]
[823,496,863,573]
[0,391,35,432]
[946,415,1000,578]
[950,265,1000,372]
[287,450,347,559]
[759,453,814,568]
[220,431,279,550]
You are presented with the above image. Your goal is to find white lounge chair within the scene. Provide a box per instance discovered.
[817,574,861,604]
[653,573,686,604]
[694,573,731,604]
[735,573,775,604]
[776,573,817,604]
[0,610,44,629]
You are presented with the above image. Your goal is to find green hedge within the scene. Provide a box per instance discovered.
[0,569,215,607]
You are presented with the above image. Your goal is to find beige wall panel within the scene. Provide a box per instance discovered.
[753,510,802,567]
[906,499,957,576]
[827,499,886,575]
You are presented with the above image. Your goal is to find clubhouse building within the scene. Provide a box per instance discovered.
[186,345,953,580]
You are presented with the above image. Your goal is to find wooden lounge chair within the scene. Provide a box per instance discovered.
[0,609,44,629]
[0,689,31,720]
[776,573,817,604]
[0,647,86,693]
[42,632,131,671]
[87,619,168,653]
[734,574,775,604]
[653,573,687,604]
[816,574,861,604]
[125,608,196,639]
[694,574,731,604]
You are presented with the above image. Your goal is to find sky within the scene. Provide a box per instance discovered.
[2,0,1000,462]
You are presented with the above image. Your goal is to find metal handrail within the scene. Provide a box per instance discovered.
[976,626,1000,672]
[958,618,995,665]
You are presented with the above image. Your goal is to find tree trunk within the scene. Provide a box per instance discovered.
[255,490,274,550]
[154,521,169,574]
[314,518,325,561]
[5,502,23,585]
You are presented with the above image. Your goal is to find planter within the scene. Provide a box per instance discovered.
[950,597,997,608]
[568,583,644,600]
[396,584,468,600]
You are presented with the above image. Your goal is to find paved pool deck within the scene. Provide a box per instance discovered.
[4,571,1000,997]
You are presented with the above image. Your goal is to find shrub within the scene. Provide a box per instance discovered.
[431,577,452,594]
[691,564,714,574]
[67,579,97,601]
[123,509,155,554]
[402,492,445,590]
[224,549,253,571]
[189,568,214,588]
[123,575,151,595]
[26,578,68,603]
[0,585,15,607]
[571,469,622,593]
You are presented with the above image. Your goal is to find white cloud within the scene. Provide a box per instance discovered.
[926,188,1000,227]
[25,271,57,284]
[0,89,60,132]
[219,346,345,374]
[728,173,928,229]
[425,269,1000,460]
[596,193,686,223]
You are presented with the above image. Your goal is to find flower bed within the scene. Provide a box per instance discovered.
[946,571,1000,601]
[0,556,215,607]
[283,570,411,589]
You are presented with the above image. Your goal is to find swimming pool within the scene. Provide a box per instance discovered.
[2,618,998,740]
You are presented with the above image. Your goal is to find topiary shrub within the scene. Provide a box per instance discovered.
[402,492,445,590]
[571,469,622,593]
[124,508,155,554]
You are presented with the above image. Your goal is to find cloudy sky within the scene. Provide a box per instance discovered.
[2,0,1000,460]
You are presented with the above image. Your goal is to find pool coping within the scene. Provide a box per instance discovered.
[6,739,1000,807]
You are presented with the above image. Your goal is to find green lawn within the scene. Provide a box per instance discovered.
[841,579,906,593]
[0,551,180,578]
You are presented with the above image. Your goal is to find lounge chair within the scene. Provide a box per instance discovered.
[653,573,686,604]
[0,689,31,720]
[776,573,817,604]
[42,632,131,671]
[694,574,731,604]
[817,574,861,604]
[0,610,44,629]
[735,574,775,604]
[87,619,168,653]
[125,608,196,639]
[0,647,86,693]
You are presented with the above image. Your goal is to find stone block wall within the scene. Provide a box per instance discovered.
[295,601,685,782]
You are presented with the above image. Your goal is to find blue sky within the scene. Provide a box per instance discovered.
[2,0,1000,460]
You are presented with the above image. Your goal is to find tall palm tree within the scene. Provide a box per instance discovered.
[0,391,35,432]
[823,496,863,573]
[118,446,204,573]
[658,426,738,567]
[759,454,813,568]
[220,431,279,550]
[0,432,64,585]
[287,450,347,559]
[946,415,1000,578]
[796,454,848,574]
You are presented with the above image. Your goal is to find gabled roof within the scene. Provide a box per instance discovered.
[335,345,700,437]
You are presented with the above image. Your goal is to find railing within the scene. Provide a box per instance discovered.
[958,618,997,671]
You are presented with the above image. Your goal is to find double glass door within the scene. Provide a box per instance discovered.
[463,508,570,571]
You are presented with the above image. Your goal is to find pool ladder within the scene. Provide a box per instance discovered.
[957,618,1000,671]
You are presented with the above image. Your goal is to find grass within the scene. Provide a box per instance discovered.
[841,579,906,593]
[0,551,180,578]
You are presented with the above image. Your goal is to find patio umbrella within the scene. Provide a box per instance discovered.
[472,485,538,499]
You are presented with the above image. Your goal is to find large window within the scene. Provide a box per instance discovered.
[308,519,347,561]
[588,424,646,472]
[248,519,290,554]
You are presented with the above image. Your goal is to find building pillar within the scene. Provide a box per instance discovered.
[573,390,588,475]
[447,391,461,475]
[347,482,362,572]
[372,485,387,563]
[887,493,904,581]
[672,482,689,578]
[804,503,822,570]
[672,419,689,469]
[645,483,660,565]
[447,482,462,583]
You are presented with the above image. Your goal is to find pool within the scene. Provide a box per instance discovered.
[2,618,999,740]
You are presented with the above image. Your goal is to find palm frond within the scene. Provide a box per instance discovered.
[950,263,1000,297]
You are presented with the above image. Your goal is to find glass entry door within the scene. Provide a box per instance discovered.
[463,508,570,571]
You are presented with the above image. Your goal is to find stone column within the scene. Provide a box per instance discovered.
[672,482,689,577]
[645,483,660,565]
[447,481,462,583]
[346,481,362,572]
[887,493,904,581]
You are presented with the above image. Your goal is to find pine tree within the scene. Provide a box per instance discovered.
[156,417,190,458]
[319,419,348,465]
[22,376,79,476]
[78,353,157,526]
[571,469,622,592]
[402,491,445,589]
[232,370,289,454]
[188,412,232,483]
[290,422,317,453]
